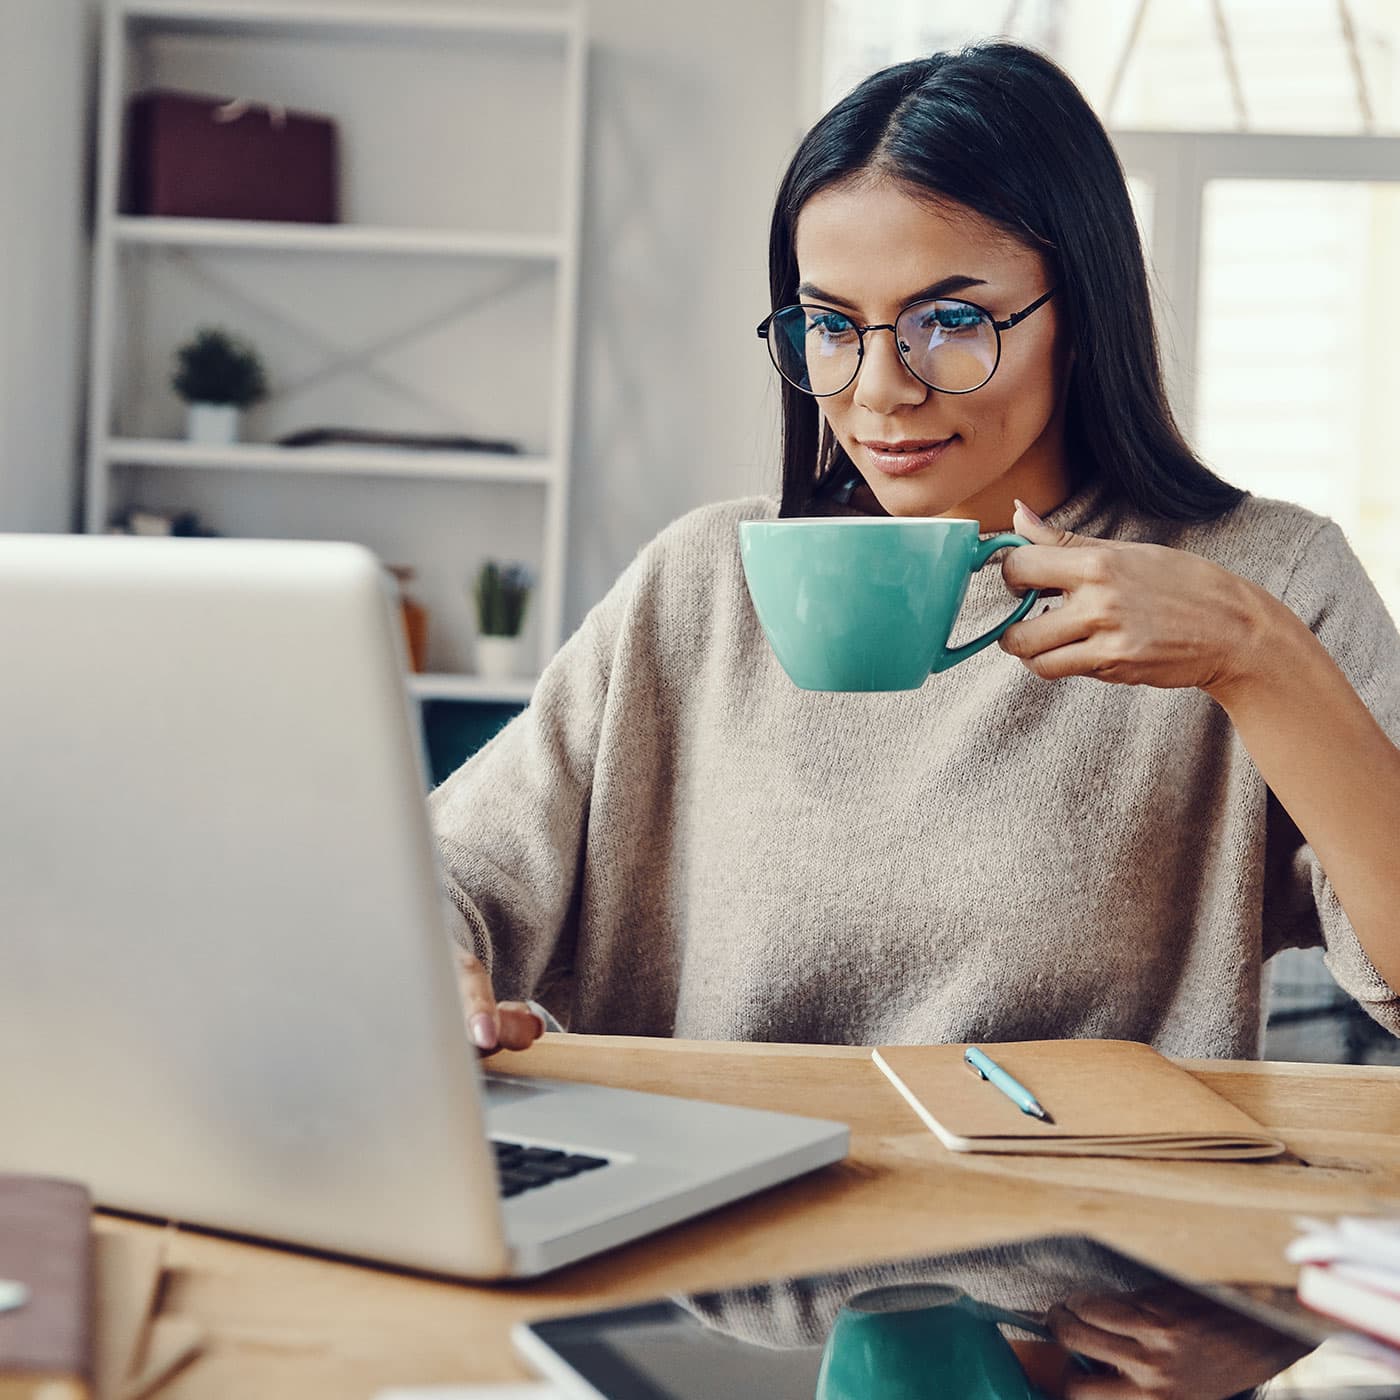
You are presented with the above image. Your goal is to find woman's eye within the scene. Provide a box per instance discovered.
[807,313,857,340]
[925,306,983,334]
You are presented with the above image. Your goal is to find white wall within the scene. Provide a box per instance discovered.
[0,0,95,533]
[0,0,808,634]
[565,0,807,626]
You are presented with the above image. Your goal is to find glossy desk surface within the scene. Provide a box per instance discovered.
[97,1035,1400,1398]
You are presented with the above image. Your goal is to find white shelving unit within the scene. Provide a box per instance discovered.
[406,672,535,704]
[113,214,567,261]
[104,438,561,483]
[85,0,588,702]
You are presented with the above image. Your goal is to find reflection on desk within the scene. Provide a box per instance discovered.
[91,1040,1400,1398]
[533,1234,1399,1400]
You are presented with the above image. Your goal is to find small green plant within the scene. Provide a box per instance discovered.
[171,327,268,407]
[473,560,534,637]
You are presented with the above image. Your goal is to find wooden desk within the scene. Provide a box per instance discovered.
[99,1036,1400,1399]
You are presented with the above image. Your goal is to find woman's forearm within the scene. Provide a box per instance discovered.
[1209,591,1400,990]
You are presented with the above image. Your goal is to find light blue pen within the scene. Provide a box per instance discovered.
[964,1045,1054,1124]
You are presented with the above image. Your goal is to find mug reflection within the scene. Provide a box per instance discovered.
[675,1236,1323,1400]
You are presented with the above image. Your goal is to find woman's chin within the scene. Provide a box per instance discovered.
[869,487,973,520]
[865,469,1004,521]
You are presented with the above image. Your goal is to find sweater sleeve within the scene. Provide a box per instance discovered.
[1263,519,1400,1034]
[426,553,641,1007]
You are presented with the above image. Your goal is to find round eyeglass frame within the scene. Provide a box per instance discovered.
[755,288,1055,398]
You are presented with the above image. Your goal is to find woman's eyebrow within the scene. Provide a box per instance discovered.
[796,274,988,308]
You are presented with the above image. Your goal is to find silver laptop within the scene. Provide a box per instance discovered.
[0,532,848,1279]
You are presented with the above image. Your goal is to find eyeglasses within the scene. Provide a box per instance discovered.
[756,289,1055,397]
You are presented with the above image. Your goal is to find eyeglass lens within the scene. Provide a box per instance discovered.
[767,300,999,395]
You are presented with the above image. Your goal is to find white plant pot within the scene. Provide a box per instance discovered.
[475,634,526,681]
[185,402,242,445]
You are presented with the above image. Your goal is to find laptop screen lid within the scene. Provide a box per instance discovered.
[0,533,512,1276]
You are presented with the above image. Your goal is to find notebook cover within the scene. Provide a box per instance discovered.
[0,1175,93,1399]
[873,1040,1285,1159]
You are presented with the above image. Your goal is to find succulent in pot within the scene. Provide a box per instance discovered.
[172,327,268,444]
[472,561,534,680]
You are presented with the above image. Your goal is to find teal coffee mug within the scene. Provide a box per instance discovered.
[739,517,1039,691]
[816,1284,1049,1400]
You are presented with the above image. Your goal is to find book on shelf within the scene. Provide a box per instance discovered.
[276,427,523,455]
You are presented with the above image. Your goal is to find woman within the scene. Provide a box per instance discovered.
[431,41,1400,1060]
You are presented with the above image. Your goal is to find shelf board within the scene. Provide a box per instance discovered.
[408,673,535,704]
[105,439,560,484]
[114,216,564,261]
[123,1,579,43]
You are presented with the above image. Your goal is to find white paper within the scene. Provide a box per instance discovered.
[1288,1215,1400,1274]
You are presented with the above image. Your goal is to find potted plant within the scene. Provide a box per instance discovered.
[172,327,268,444]
[472,560,534,680]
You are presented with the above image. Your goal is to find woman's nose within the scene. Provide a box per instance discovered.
[853,327,927,413]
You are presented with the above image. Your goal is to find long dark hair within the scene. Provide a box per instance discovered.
[769,42,1242,522]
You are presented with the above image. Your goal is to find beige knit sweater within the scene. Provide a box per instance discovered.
[428,482,1400,1058]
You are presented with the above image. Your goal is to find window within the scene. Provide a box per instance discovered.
[818,1,1400,619]
[819,0,1400,134]
[1118,132,1400,620]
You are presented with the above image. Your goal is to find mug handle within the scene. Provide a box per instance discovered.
[936,533,1040,670]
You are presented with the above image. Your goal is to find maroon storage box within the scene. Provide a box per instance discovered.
[125,89,340,223]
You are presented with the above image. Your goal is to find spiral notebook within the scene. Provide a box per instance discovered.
[872,1039,1286,1161]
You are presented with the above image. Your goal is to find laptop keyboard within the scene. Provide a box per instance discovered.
[491,1138,611,1198]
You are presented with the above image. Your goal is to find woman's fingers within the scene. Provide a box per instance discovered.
[1002,540,1120,596]
[1047,1301,1148,1373]
[1000,598,1090,660]
[497,1000,547,1051]
[453,952,546,1056]
[455,951,502,1052]
[1063,1291,1171,1341]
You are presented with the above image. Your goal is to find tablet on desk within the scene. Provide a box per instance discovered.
[513,1233,1400,1400]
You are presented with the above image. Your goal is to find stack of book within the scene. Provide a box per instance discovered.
[1289,1216,1400,1353]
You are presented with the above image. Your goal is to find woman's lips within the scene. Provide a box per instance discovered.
[860,436,957,478]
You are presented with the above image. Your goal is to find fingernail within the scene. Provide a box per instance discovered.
[1015,498,1044,527]
[471,1013,497,1050]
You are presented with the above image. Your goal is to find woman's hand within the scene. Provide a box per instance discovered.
[998,500,1281,700]
[1046,1284,1311,1399]
[454,950,546,1056]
